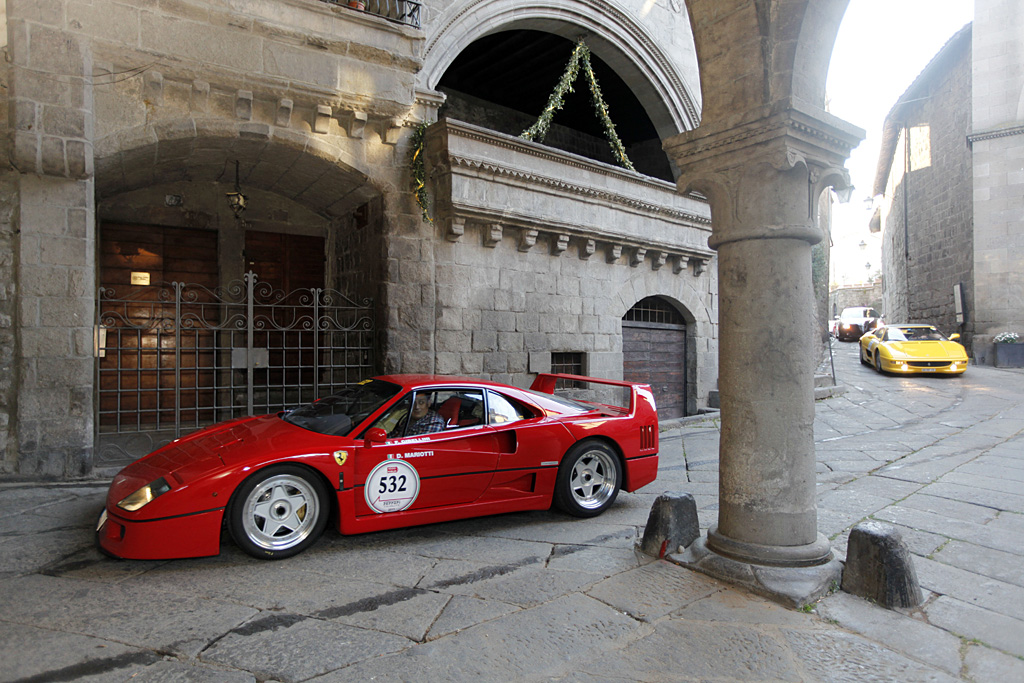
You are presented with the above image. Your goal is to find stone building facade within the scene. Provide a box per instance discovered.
[0,0,716,478]
[875,0,1024,361]
[875,25,974,343]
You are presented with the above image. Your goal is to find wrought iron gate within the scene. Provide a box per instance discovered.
[95,272,375,466]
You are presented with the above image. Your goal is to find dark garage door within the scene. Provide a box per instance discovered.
[622,297,687,419]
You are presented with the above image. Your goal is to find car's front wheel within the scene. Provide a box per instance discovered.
[874,353,884,374]
[553,440,621,517]
[228,465,329,560]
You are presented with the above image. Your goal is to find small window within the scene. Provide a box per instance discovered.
[487,391,530,425]
[551,352,584,389]
[435,389,485,430]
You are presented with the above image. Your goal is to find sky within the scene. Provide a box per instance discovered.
[824,0,974,287]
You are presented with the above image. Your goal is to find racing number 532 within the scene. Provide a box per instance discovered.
[378,475,407,494]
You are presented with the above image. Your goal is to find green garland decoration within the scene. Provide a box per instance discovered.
[409,120,433,223]
[521,39,635,172]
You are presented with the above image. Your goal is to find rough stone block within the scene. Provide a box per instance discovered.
[640,493,700,558]
[842,521,922,608]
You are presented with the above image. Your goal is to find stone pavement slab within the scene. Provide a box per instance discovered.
[2,342,1023,681]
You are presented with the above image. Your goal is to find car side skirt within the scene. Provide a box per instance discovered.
[336,486,551,535]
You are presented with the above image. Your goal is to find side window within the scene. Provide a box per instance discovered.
[486,391,531,426]
[434,389,485,430]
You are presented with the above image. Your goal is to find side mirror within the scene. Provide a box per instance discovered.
[364,427,388,445]
[949,333,961,341]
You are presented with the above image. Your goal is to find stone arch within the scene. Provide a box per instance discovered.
[421,0,701,140]
[686,0,847,125]
[94,119,380,217]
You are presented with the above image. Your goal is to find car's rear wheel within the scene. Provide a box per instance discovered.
[228,465,329,560]
[553,440,621,518]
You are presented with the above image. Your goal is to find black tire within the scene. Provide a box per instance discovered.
[860,347,870,365]
[874,353,884,374]
[228,464,329,560]
[553,440,621,518]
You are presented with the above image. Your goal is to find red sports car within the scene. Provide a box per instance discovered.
[97,374,659,560]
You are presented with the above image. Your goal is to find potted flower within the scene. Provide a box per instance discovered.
[993,331,1024,368]
[348,0,365,9]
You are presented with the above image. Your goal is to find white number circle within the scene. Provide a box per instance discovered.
[365,459,420,513]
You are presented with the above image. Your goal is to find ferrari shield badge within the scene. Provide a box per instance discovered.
[333,450,349,467]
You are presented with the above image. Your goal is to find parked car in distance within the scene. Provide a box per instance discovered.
[97,374,660,561]
[836,306,882,341]
[859,324,968,375]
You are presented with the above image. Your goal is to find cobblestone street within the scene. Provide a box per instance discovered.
[1,343,1022,681]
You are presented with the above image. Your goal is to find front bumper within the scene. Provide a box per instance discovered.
[878,358,967,375]
[97,506,225,560]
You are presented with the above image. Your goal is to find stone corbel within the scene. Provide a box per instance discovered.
[414,88,447,124]
[382,118,404,145]
[552,234,569,256]
[519,229,539,252]
[346,111,368,139]
[235,90,253,121]
[483,223,503,248]
[631,248,647,268]
[580,239,596,260]
[276,99,293,128]
[314,105,332,134]
[445,216,466,242]
[144,71,164,106]
[191,80,210,113]
[652,252,668,271]
[607,244,622,264]
[672,255,687,275]
[690,257,707,277]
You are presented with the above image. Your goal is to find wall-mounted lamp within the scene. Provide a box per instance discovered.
[225,160,247,218]
[834,185,854,204]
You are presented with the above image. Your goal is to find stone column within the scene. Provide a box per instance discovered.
[664,102,862,605]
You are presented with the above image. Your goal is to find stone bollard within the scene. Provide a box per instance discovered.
[640,493,700,558]
[842,521,923,608]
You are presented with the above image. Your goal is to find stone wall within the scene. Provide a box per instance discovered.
[880,30,973,341]
[970,0,1024,362]
[829,283,884,319]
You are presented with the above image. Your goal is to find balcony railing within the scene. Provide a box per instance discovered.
[321,0,422,28]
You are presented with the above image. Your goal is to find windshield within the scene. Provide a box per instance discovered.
[283,380,402,436]
[888,327,946,342]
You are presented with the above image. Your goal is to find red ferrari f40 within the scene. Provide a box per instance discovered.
[97,374,659,560]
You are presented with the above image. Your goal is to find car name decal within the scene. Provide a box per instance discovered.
[387,451,434,460]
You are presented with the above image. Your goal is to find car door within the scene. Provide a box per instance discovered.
[353,387,499,516]
[485,390,577,501]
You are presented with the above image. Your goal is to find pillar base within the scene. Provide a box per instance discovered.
[669,535,843,609]
[707,525,834,567]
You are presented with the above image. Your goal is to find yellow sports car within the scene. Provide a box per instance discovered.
[860,325,968,375]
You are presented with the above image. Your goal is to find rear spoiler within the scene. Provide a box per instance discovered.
[529,373,656,417]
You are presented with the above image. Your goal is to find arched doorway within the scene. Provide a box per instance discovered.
[93,133,383,468]
[622,297,688,419]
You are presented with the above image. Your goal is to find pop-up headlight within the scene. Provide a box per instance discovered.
[117,477,172,511]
